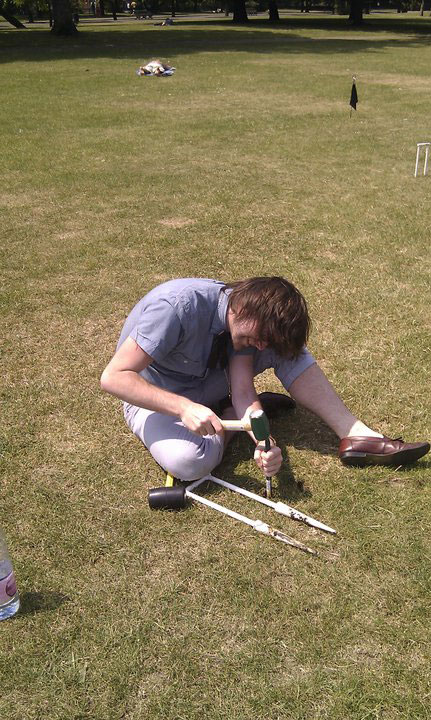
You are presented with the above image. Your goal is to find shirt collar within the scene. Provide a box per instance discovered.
[210,286,231,335]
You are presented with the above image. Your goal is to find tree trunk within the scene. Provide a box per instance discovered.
[334,0,347,13]
[0,5,27,27]
[232,0,247,22]
[51,0,78,34]
[349,0,363,24]
[268,0,279,21]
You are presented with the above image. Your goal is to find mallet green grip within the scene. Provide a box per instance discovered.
[250,410,273,499]
[249,410,270,441]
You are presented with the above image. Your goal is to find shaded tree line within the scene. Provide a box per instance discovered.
[1,0,429,33]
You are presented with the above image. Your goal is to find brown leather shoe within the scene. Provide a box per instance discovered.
[339,435,430,467]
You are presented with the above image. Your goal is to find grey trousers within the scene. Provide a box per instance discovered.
[123,348,315,481]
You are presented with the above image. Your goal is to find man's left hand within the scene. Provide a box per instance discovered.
[254,442,282,476]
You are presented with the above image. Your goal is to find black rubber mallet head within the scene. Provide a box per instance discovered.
[148,473,187,510]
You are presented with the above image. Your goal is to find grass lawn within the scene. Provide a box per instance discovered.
[1,14,430,719]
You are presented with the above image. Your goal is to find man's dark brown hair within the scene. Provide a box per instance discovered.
[225,276,310,359]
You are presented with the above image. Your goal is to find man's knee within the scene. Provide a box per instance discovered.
[151,437,224,482]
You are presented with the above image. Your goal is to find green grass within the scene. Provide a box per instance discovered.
[1,14,430,720]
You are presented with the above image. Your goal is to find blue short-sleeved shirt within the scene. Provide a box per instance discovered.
[117,278,252,392]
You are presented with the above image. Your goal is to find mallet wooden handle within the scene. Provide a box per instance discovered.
[219,419,252,431]
[219,411,270,435]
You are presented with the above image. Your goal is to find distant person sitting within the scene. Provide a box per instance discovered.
[137,60,175,76]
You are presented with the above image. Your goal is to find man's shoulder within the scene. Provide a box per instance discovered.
[144,278,225,307]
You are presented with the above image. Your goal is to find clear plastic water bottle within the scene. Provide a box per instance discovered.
[0,528,20,621]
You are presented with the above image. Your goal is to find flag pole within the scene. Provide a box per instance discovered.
[349,75,358,117]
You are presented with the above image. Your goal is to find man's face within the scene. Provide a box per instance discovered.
[227,310,268,352]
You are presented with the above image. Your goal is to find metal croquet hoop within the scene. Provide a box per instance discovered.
[414,142,430,177]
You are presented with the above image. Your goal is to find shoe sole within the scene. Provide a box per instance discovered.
[340,444,430,467]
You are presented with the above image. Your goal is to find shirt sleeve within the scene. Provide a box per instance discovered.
[129,299,182,363]
[235,348,255,357]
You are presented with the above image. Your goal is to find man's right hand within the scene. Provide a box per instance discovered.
[180,403,224,437]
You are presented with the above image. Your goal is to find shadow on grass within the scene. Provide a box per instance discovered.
[190,467,311,506]
[1,16,430,64]
[212,409,339,501]
[19,590,71,615]
[173,15,431,35]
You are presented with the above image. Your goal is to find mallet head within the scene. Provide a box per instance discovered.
[148,486,187,510]
[249,409,270,441]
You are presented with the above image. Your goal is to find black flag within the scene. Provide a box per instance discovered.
[350,78,358,111]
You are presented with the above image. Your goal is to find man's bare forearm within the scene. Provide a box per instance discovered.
[100,369,191,418]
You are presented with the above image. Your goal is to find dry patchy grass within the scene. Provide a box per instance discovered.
[1,16,430,720]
